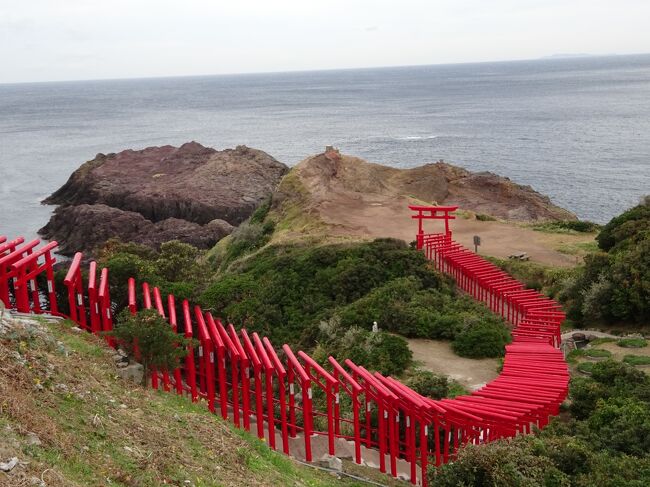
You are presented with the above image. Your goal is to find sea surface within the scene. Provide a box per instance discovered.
[1,54,649,240]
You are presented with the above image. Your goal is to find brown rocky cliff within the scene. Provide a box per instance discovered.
[286,153,575,223]
[41,142,288,256]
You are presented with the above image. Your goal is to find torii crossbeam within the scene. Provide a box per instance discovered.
[408,205,458,249]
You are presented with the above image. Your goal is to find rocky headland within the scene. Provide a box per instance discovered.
[268,150,584,267]
[41,144,577,260]
[40,142,288,255]
[281,151,575,224]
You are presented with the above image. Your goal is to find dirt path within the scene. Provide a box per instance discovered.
[407,338,499,391]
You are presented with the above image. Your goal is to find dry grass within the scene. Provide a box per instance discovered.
[0,319,384,487]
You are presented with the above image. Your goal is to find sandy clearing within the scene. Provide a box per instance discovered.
[323,195,594,267]
[407,338,500,391]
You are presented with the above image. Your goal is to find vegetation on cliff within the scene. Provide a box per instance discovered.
[431,359,650,486]
[490,196,650,331]
[94,232,511,378]
[199,237,511,372]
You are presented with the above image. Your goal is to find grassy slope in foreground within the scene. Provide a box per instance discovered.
[0,318,400,487]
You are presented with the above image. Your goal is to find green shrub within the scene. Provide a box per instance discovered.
[155,241,205,283]
[623,355,650,366]
[337,276,510,358]
[584,348,612,358]
[577,362,595,375]
[597,196,650,252]
[585,397,650,456]
[97,239,207,310]
[249,197,272,224]
[200,239,460,348]
[544,198,650,327]
[366,333,413,376]
[108,309,195,385]
[565,349,585,364]
[475,213,496,221]
[405,370,449,399]
[222,220,275,266]
[533,220,601,234]
[452,319,511,358]
[317,317,412,376]
[617,338,648,348]
[431,436,569,487]
[590,360,648,389]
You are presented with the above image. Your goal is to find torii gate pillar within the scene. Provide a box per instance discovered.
[408,205,459,249]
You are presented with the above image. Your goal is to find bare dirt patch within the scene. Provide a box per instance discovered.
[407,338,499,391]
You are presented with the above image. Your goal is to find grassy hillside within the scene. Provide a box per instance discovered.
[0,317,399,487]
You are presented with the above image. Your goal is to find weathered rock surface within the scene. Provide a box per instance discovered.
[41,142,288,255]
[40,204,234,255]
[284,153,576,223]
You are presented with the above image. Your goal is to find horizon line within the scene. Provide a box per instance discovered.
[2,51,649,87]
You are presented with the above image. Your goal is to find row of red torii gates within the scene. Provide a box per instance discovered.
[0,207,569,486]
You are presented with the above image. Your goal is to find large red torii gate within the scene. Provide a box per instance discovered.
[408,205,458,250]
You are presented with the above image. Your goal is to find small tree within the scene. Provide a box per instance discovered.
[108,309,195,386]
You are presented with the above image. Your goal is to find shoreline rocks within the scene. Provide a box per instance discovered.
[40,142,288,256]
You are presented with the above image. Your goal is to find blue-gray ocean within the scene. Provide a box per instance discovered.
[1,54,649,240]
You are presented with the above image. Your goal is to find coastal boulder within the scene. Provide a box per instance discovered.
[39,204,234,255]
[41,142,287,256]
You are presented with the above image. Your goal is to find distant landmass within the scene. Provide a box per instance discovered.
[541,53,603,59]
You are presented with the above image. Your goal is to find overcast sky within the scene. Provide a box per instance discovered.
[2,0,650,84]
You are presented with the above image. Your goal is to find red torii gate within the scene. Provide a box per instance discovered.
[409,205,458,250]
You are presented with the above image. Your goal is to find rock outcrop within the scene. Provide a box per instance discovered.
[41,142,288,255]
[283,153,575,223]
[40,204,234,256]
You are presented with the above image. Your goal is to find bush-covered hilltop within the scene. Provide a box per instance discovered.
[200,238,510,371]
[94,236,510,377]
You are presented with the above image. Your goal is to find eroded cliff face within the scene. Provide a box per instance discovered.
[281,153,576,225]
[41,142,288,255]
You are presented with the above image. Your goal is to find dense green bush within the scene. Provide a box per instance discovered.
[560,198,650,325]
[221,220,276,268]
[617,338,648,348]
[432,436,569,487]
[315,317,412,375]
[584,348,612,358]
[338,276,510,357]
[452,318,511,358]
[202,239,440,342]
[475,213,497,221]
[534,220,601,234]
[597,196,650,252]
[98,239,207,309]
[623,355,650,366]
[109,309,195,385]
[570,360,649,419]
[585,397,650,456]
[491,199,649,328]
[405,370,449,399]
[200,239,510,364]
